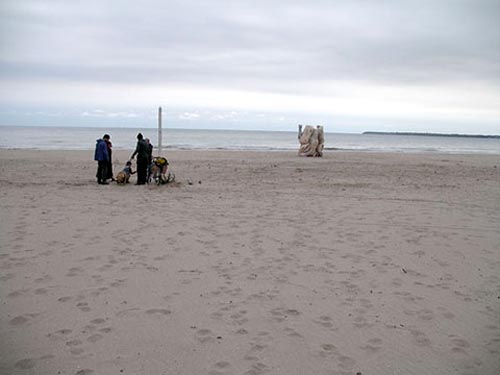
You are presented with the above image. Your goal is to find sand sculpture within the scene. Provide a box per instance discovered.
[298,125,324,157]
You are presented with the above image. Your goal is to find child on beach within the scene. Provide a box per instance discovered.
[115,161,136,184]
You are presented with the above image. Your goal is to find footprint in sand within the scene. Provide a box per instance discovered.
[315,315,335,329]
[449,337,470,354]
[97,264,113,272]
[337,354,357,371]
[66,267,84,277]
[0,273,14,281]
[66,339,83,347]
[249,343,267,353]
[211,360,232,373]
[109,279,126,288]
[269,307,301,323]
[352,315,372,329]
[196,328,215,343]
[14,358,36,369]
[75,369,95,375]
[437,307,456,320]
[76,302,91,312]
[416,309,435,321]
[87,334,103,343]
[47,328,73,339]
[115,307,140,317]
[10,315,29,326]
[56,328,73,335]
[71,348,85,355]
[90,318,106,325]
[283,327,303,339]
[360,337,383,353]
[145,308,171,315]
[391,277,404,287]
[410,329,432,346]
[320,343,338,354]
[7,290,25,298]
[153,255,168,261]
[243,361,268,375]
[34,275,53,283]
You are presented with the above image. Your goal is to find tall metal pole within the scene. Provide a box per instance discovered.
[158,106,162,156]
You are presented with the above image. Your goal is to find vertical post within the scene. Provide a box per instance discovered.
[158,106,162,156]
[298,124,303,139]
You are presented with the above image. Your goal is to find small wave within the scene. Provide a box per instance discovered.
[2,126,499,154]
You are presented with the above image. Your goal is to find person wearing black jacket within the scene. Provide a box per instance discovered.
[145,138,154,182]
[131,133,149,185]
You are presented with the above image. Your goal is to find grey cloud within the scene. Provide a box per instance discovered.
[1,0,500,93]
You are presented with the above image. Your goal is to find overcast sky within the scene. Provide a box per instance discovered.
[1,0,499,133]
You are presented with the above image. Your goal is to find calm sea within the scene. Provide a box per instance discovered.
[0,126,499,154]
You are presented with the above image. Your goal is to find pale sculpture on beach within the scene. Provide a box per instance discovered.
[298,125,324,157]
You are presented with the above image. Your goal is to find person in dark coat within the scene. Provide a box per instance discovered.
[145,138,154,182]
[105,136,114,181]
[131,133,149,185]
[94,134,110,185]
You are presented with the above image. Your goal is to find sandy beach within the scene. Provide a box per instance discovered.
[0,149,499,375]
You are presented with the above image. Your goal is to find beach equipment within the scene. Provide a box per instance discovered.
[151,156,175,185]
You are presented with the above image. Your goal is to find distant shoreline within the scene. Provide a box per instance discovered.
[363,131,500,139]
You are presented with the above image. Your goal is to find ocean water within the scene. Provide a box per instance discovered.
[0,125,499,154]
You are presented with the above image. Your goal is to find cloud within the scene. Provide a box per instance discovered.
[178,112,200,120]
[209,111,243,122]
[3,0,499,88]
[82,109,138,118]
[1,0,500,132]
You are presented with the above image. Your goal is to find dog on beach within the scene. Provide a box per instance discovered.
[115,161,135,184]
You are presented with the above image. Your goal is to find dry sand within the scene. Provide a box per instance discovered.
[0,149,499,375]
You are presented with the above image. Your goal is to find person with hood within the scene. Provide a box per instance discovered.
[131,132,149,185]
[94,134,110,185]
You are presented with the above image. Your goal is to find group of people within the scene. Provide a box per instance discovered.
[94,132,154,185]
